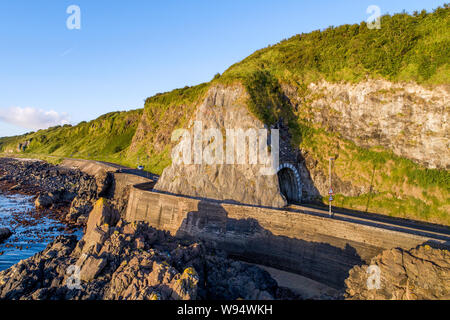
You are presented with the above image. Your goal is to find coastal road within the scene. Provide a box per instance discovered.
[287,203,450,244]
[4,154,449,244]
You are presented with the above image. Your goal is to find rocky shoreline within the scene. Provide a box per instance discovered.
[0,204,291,300]
[0,157,448,300]
[0,158,100,229]
[0,158,300,300]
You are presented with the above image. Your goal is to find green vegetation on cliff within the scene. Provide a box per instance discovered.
[219,4,449,86]
[0,109,142,166]
[296,122,450,225]
[210,5,449,225]
[125,83,211,174]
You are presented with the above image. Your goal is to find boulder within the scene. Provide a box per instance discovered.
[170,267,199,300]
[66,196,93,222]
[35,192,59,209]
[0,228,12,243]
[85,198,119,235]
[80,198,119,252]
[82,227,108,253]
[78,255,107,282]
[345,245,450,300]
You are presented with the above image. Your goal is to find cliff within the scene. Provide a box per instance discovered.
[153,85,286,208]
[0,110,142,167]
[286,79,449,170]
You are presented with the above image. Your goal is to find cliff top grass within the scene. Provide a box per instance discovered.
[217,4,449,87]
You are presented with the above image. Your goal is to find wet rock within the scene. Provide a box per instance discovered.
[0,236,78,300]
[0,228,12,243]
[35,192,58,209]
[0,220,286,300]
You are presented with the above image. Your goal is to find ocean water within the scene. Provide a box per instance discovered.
[0,192,82,271]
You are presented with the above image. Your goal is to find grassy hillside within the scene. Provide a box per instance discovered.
[1,5,448,225]
[294,122,450,225]
[125,83,211,174]
[0,109,142,167]
[218,5,449,87]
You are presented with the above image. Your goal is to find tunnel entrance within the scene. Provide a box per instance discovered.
[277,164,302,204]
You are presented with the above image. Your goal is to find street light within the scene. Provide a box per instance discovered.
[329,157,335,218]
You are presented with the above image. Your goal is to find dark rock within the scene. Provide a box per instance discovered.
[0,228,12,243]
[78,255,107,282]
[0,220,286,300]
[85,198,119,235]
[35,193,55,209]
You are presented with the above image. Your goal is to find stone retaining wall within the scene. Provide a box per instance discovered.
[125,185,447,289]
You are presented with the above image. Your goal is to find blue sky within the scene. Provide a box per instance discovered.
[0,0,446,137]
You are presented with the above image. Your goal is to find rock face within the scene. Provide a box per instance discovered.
[0,228,12,243]
[154,80,449,206]
[154,85,287,208]
[85,198,119,236]
[0,201,286,300]
[345,245,450,300]
[284,80,449,170]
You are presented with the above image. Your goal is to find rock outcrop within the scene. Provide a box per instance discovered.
[284,80,450,170]
[345,245,450,300]
[0,197,287,300]
[154,85,287,208]
[0,228,12,244]
[153,79,450,207]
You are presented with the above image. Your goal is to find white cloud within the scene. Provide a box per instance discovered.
[0,107,71,131]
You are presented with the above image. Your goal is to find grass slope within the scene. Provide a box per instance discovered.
[218,5,449,86]
[0,109,142,166]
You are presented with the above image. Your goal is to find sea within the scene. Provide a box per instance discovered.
[0,192,82,271]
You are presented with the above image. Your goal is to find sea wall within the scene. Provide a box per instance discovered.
[125,184,446,289]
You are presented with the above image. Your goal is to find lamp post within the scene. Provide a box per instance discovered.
[329,157,334,218]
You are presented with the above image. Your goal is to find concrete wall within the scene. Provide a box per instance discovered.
[108,173,154,214]
[125,185,446,289]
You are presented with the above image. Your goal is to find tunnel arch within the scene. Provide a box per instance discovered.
[277,163,302,204]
